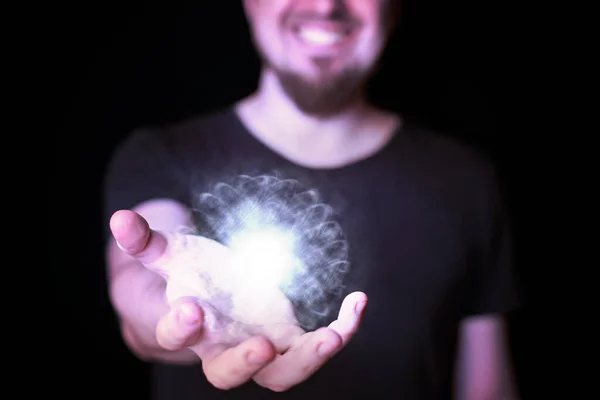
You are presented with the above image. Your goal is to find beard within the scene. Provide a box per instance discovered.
[266,57,372,118]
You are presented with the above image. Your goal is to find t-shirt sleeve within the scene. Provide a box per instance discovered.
[463,168,520,317]
[102,128,188,239]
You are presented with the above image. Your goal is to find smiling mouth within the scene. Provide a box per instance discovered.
[291,21,358,48]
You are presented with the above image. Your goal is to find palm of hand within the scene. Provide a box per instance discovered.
[160,233,303,352]
[111,208,367,392]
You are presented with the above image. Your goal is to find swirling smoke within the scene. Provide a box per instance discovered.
[191,175,350,330]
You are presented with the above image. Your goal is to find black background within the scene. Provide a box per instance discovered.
[54,1,539,398]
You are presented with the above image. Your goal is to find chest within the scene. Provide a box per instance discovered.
[188,159,473,326]
[332,171,472,310]
[183,154,474,394]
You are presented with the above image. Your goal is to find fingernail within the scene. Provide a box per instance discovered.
[116,240,127,252]
[317,342,336,357]
[177,304,200,326]
[247,351,266,364]
[354,301,366,315]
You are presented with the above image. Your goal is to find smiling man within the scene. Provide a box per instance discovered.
[104,1,520,399]
[248,0,391,117]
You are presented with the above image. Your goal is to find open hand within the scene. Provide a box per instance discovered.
[110,209,367,391]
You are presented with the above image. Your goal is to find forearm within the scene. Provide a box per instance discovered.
[454,315,520,400]
[109,261,198,364]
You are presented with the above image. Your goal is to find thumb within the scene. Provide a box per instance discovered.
[110,210,169,267]
[156,297,205,351]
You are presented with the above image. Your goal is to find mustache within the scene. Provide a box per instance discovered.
[283,11,360,27]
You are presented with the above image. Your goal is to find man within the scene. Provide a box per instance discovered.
[104,0,520,399]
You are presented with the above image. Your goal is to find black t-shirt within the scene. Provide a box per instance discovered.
[104,108,518,399]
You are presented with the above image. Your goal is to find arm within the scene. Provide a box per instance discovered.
[454,314,519,400]
[103,128,198,363]
[103,130,369,391]
[107,198,199,364]
[454,161,520,399]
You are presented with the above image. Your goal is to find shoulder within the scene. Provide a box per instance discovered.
[105,107,239,194]
[405,124,496,180]
[123,106,239,152]
[399,123,501,207]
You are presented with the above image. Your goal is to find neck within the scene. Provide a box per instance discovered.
[254,68,373,137]
[235,68,400,169]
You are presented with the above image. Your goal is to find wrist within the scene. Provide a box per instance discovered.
[110,265,199,365]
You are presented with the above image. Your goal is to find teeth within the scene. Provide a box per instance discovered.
[298,28,344,45]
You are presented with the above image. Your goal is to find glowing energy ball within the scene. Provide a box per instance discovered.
[186,175,351,331]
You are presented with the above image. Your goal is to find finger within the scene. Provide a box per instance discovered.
[201,336,276,390]
[253,328,342,392]
[328,291,368,343]
[110,210,169,267]
[156,297,204,351]
[248,323,305,354]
